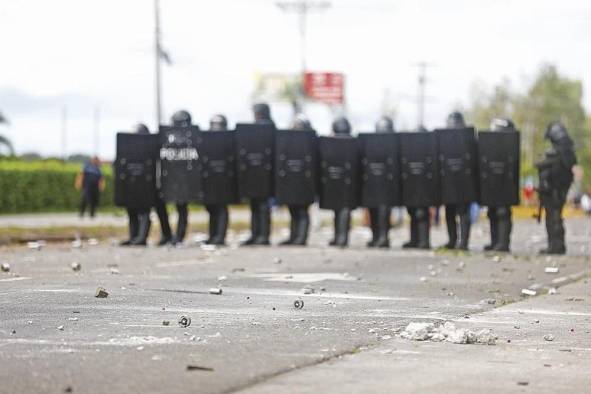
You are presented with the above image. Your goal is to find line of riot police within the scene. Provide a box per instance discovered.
[113,103,575,255]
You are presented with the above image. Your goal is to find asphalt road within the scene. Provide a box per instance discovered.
[0,218,589,394]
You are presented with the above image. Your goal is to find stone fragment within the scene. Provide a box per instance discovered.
[521,289,537,296]
[544,267,559,274]
[162,320,170,326]
[400,322,434,341]
[544,334,555,341]
[209,288,223,295]
[1,263,10,272]
[70,262,81,272]
[95,287,109,298]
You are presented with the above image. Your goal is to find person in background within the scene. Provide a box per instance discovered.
[76,156,105,218]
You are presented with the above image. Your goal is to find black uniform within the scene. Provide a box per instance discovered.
[364,116,398,248]
[320,116,358,247]
[536,122,577,255]
[157,110,200,245]
[241,103,275,246]
[116,123,158,246]
[278,114,316,246]
[481,118,521,252]
[203,114,232,245]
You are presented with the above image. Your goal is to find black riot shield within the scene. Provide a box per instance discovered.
[274,129,318,206]
[318,136,360,210]
[200,130,238,205]
[478,131,520,206]
[358,132,401,208]
[159,125,202,203]
[435,127,478,204]
[399,132,440,207]
[235,123,275,199]
[114,133,159,210]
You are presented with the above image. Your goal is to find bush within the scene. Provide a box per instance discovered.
[0,160,114,213]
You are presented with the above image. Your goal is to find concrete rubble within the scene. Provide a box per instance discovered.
[95,287,109,298]
[399,321,497,345]
[70,262,81,272]
[209,288,223,295]
[1,263,10,272]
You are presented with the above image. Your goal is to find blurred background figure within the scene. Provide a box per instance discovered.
[75,156,105,218]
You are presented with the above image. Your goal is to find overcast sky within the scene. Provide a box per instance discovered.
[1,0,590,159]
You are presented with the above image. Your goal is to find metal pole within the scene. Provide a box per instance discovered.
[154,0,162,128]
[61,106,67,161]
[93,106,100,156]
[417,62,426,129]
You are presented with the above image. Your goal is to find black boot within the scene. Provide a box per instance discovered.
[457,205,471,251]
[416,207,430,249]
[280,205,297,245]
[492,206,511,252]
[205,205,217,244]
[120,208,139,246]
[441,205,457,249]
[253,200,271,245]
[292,206,310,246]
[484,208,498,251]
[403,208,418,248]
[172,203,189,245]
[155,197,172,246]
[367,208,378,247]
[130,212,151,246]
[540,206,566,254]
[209,206,228,246]
[242,199,260,246]
[373,206,390,248]
[331,208,351,247]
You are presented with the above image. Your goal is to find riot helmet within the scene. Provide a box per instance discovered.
[545,121,570,144]
[291,113,312,130]
[209,114,228,131]
[171,110,192,127]
[375,116,395,133]
[490,118,516,132]
[446,111,466,128]
[133,123,150,134]
[332,116,352,135]
[253,102,272,122]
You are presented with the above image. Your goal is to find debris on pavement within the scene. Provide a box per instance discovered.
[273,257,282,264]
[517,382,529,386]
[162,320,170,326]
[110,267,120,275]
[545,267,559,274]
[302,287,315,294]
[209,288,223,295]
[95,287,109,298]
[544,334,555,341]
[217,275,227,281]
[57,325,64,331]
[1,263,10,272]
[480,298,496,305]
[27,241,45,250]
[186,365,214,372]
[88,238,99,246]
[294,299,304,309]
[178,315,191,328]
[231,268,245,273]
[70,262,81,272]
[521,289,537,296]
[399,321,497,345]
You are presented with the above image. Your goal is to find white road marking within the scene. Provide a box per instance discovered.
[0,277,31,282]
[250,273,358,283]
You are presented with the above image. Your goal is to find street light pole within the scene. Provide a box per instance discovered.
[154,0,162,128]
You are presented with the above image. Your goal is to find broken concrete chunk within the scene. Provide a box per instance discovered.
[544,267,559,274]
[474,329,497,345]
[302,287,315,295]
[521,289,537,296]
[1,263,10,272]
[70,262,81,272]
[57,325,64,331]
[544,334,555,342]
[162,320,170,326]
[400,321,497,345]
[95,287,109,298]
[209,288,223,295]
[217,275,227,281]
[400,322,435,341]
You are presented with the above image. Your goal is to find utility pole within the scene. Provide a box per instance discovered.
[275,1,331,114]
[93,106,100,156]
[413,62,434,130]
[61,106,68,161]
[154,0,162,128]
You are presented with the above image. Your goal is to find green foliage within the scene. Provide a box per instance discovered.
[466,64,590,185]
[0,160,113,213]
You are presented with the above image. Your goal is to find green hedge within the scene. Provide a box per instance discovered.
[0,160,114,213]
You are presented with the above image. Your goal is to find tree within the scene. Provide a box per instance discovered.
[0,111,14,156]
[466,64,590,184]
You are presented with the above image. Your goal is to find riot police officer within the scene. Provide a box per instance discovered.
[120,123,154,246]
[242,103,275,245]
[441,111,472,250]
[204,114,231,245]
[280,114,314,246]
[157,110,194,245]
[536,121,577,255]
[367,116,395,248]
[329,116,355,247]
[483,118,518,252]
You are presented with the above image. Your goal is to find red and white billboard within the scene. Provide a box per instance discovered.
[303,72,345,105]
